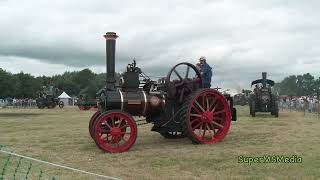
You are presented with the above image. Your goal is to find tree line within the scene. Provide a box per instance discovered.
[0,68,319,98]
[0,68,120,99]
[274,73,320,97]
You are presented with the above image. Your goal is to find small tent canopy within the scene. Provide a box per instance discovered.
[58,92,72,106]
[58,92,71,99]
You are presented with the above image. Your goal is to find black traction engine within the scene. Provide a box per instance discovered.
[249,72,279,117]
[89,32,237,153]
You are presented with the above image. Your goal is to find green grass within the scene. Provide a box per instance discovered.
[0,106,319,180]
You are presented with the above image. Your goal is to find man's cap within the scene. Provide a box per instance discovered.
[199,56,206,61]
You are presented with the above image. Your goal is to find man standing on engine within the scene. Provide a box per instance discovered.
[198,56,212,88]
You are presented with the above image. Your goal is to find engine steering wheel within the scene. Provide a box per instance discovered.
[166,62,203,103]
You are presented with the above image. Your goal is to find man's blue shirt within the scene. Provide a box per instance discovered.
[201,63,212,85]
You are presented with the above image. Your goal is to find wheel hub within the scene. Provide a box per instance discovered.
[110,127,121,137]
[202,111,213,123]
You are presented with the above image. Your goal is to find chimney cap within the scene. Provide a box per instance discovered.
[104,32,118,40]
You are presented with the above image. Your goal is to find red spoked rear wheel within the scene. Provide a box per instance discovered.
[93,110,137,153]
[182,89,231,144]
[89,111,101,139]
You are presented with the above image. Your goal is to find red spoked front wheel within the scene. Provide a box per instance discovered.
[93,110,137,153]
[182,89,231,144]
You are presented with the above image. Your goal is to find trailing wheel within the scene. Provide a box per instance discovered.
[93,110,137,153]
[89,111,102,139]
[48,102,56,109]
[250,101,256,117]
[274,102,279,118]
[181,89,231,144]
[58,101,64,108]
[37,105,45,109]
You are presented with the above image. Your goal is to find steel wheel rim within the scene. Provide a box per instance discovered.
[94,112,137,153]
[89,111,101,139]
[187,89,231,144]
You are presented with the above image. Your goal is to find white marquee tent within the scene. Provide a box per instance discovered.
[58,92,72,106]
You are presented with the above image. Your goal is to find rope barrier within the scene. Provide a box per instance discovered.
[0,150,12,180]
[13,157,22,180]
[0,149,121,180]
[25,160,32,180]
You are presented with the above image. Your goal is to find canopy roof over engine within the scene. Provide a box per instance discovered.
[251,79,275,86]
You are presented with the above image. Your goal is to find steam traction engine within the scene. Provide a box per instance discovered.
[77,94,97,110]
[89,32,237,153]
[249,72,279,117]
[36,86,64,109]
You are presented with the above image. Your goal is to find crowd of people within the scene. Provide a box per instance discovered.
[279,96,319,113]
[0,98,37,108]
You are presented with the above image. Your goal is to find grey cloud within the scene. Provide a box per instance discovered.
[1,0,320,91]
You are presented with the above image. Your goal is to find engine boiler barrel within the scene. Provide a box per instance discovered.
[104,90,164,116]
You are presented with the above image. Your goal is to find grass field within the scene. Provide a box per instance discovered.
[0,106,319,180]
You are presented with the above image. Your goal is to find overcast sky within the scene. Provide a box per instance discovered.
[1,0,319,93]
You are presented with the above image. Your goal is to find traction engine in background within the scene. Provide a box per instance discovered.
[249,72,279,117]
[36,86,64,109]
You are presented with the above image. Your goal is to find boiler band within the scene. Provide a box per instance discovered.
[104,89,164,116]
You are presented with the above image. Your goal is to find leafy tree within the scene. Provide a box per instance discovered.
[279,75,297,96]
[0,68,13,98]
[0,67,124,99]
[276,73,319,97]
[13,72,40,98]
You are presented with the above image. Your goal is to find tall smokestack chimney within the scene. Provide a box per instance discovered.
[262,72,267,88]
[103,32,118,90]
